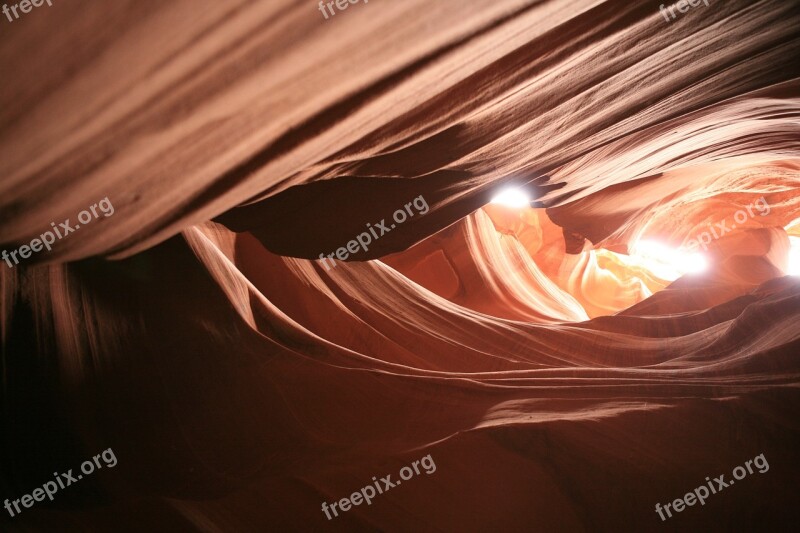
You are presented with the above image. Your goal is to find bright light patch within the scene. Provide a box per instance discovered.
[682,252,709,274]
[630,240,708,281]
[490,187,531,208]
[788,236,800,276]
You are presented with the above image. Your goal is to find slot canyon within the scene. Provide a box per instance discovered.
[1,0,799,531]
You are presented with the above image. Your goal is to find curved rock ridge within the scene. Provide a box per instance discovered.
[3,219,799,529]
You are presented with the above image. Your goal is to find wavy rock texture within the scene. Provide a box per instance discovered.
[1,0,800,531]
